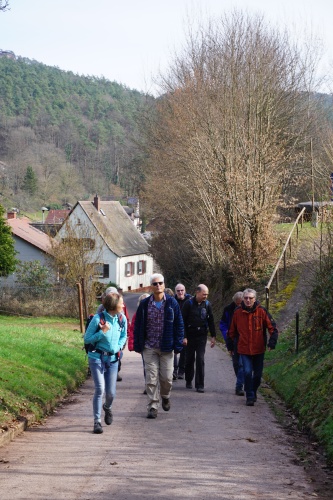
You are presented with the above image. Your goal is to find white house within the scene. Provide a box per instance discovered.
[55,195,154,291]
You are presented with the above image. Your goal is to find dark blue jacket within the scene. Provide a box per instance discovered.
[134,294,184,353]
[219,301,238,342]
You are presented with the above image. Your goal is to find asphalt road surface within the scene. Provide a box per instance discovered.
[0,336,319,500]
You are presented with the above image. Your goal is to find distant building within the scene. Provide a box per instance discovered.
[0,50,16,60]
[2,211,53,284]
[55,195,153,291]
[45,209,70,224]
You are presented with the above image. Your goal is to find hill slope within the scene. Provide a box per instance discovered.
[0,56,152,209]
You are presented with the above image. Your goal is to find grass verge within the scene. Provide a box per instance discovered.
[264,323,333,465]
[0,315,87,428]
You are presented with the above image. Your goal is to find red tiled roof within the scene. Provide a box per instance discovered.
[45,209,70,224]
[7,216,52,254]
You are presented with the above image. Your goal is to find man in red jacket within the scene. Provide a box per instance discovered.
[227,288,278,406]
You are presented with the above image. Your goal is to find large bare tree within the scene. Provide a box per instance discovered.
[143,12,322,282]
[0,1,9,12]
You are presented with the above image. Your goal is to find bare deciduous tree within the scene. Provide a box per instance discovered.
[143,11,323,281]
[0,1,10,12]
[49,220,104,312]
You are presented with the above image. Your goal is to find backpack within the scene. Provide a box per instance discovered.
[84,311,125,354]
[187,298,210,326]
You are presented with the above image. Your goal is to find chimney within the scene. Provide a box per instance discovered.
[93,194,100,211]
[7,211,17,219]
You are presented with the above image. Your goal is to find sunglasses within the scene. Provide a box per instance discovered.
[152,281,164,286]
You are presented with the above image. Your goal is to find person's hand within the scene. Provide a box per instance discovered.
[228,350,233,357]
[183,338,188,346]
[100,321,110,334]
[210,337,216,348]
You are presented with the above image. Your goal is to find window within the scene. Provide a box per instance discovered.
[137,260,146,275]
[94,263,109,278]
[125,262,134,277]
[103,264,109,278]
[82,238,95,250]
[62,237,94,250]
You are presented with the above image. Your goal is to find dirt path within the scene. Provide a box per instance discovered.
[0,343,325,500]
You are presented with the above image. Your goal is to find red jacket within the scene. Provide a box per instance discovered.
[227,302,278,355]
[127,312,136,351]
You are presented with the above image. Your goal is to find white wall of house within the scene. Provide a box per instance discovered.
[56,204,154,290]
[117,253,154,291]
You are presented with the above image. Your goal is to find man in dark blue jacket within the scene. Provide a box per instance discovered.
[182,284,216,393]
[219,291,244,395]
[134,273,184,419]
[173,283,192,380]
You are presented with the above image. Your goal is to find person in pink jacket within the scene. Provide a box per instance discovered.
[128,293,150,392]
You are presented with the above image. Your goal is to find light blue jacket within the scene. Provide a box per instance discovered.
[84,311,127,361]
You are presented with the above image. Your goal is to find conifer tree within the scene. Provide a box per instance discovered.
[22,165,38,196]
[0,204,17,276]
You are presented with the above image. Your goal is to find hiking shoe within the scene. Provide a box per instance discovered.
[253,394,257,402]
[196,387,205,393]
[162,398,170,411]
[93,421,103,434]
[178,373,184,379]
[103,404,113,425]
[186,382,193,389]
[246,399,255,406]
[117,374,122,382]
[235,388,245,396]
[173,373,177,381]
[147,408,158,419]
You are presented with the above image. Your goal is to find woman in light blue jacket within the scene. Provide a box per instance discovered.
[84,294,127,434]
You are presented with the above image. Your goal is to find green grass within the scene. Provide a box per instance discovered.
[264,327,333,464]
[0,315,87,427]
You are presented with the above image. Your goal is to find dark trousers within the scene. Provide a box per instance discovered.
[232,352,244,390]
[240,353,264,400]
[174,347,186,375]
[185,335,207,389]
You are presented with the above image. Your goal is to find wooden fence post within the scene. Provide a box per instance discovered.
[77,282,85,333]
[81,277,88,319]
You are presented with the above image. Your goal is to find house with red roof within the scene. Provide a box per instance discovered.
[2,211,53,283]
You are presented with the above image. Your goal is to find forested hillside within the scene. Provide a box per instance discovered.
[0,56,152,210]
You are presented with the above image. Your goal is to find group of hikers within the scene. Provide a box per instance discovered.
[84,273,279,434]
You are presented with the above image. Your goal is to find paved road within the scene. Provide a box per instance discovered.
[0,341,317,500]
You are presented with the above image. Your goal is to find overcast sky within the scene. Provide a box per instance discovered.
[1,0,333,94]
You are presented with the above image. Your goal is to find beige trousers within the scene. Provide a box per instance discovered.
[143,348,173,410]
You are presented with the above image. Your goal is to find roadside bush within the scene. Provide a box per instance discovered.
[304,246,333,352]
[0,283,79,317]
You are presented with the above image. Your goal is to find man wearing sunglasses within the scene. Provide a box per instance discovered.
[226,288,278,406]
[134,273,184,419]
